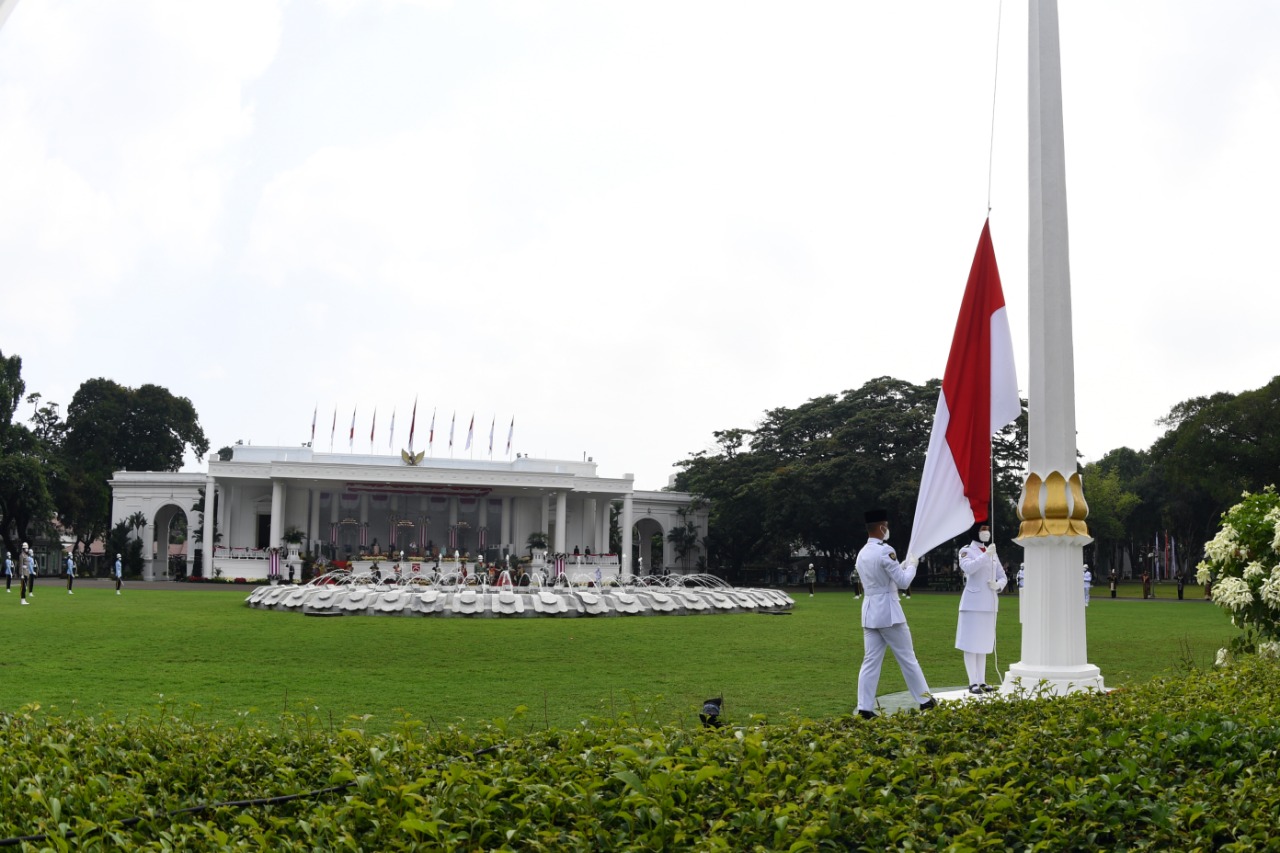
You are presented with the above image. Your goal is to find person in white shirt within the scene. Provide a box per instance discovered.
[956,523,1007,694]
[855,508,935,719]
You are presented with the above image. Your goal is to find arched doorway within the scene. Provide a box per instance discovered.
[632,517,665,576]
[152,504,193,579]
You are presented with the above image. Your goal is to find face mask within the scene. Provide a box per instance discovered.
[979,530,991,543]
[881,527,890,541]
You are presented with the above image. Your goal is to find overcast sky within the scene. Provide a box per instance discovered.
[3,1,1277,489]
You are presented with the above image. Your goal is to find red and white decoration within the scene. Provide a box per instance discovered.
[907,220,1020,563]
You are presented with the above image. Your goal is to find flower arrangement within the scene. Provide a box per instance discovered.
[1198,485,1280,660]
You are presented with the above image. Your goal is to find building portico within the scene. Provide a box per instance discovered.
[111,447,705,581]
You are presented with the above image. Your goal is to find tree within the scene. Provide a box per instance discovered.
[61,378,209,548]
[0,351,58,557]
[674,377,1030,584]
[666,500,703,571]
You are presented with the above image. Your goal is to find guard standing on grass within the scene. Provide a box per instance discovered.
[4,552,12,592]
[19,544,32,605]
[805,563,816,597]
[956,522,1006,694]
[114,553,123,595]
[854,509,935,719]
[66,549,76,594]
[25,546,35,594]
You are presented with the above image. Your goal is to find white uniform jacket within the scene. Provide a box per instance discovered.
[958,542,1006,612]
[857,537,916,629]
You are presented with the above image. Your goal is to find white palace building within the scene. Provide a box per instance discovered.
[110,445,707,582]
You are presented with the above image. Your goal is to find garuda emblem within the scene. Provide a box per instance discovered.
[401,449,426,466]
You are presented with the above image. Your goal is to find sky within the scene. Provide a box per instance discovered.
[2,1,1278,490]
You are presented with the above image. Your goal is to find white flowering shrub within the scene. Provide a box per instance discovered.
[1199,485,1280,658]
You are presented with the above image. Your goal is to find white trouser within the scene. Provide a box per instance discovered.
[964,651,988,686]
[858,622,931,712]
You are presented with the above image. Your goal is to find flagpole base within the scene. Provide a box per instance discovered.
[1001,662,1105,696]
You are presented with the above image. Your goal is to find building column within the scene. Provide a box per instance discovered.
[308,489,321,556]
[581,498,595,551]
[269,480,285,549]
[598,500,611,555]
[141,520,158,581]
[479,497,489,549]
[329,491,339,556]
[202,475,216,579]
[621,492,634,576]
[554,491,567,553]
[540,495,550,543]
[221,483,233,550]
[500,496,512,554]
[662,523,673,573]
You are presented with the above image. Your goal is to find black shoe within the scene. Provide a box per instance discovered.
[919,698,937,711]
[980,684,999,693]
[856,709,877,720]
[968,684,984,695]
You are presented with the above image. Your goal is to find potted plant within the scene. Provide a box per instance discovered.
[282,527,306,561]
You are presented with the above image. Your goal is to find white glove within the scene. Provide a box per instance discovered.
[904,556,919,570]
[987,545,998,562]
[987,579,1002,591]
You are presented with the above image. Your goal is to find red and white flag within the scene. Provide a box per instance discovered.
[449,411,455,452]
[488,416,495,457]
[388,407,396,450]
[408,398,417,453]
[370,407,377,448]
[310,404,317,446]
[330,407,337,451]
[429,408,436,455]
[349,406,357,451]
[465,413,474,450]
[907,220,1020,563]
[506,416,514,455]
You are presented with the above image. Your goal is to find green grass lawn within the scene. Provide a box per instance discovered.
[1,581,1234,732]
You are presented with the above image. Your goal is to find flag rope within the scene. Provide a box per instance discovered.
[986,0,1004,215]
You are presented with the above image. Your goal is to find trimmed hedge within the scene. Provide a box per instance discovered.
[3,657,1279,850]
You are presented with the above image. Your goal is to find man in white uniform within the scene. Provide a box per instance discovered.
[855,509,935,719]
[956,522,1007,694]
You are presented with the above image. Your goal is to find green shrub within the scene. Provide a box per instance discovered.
[3,657,1279,850]
[1199,486,1280,659]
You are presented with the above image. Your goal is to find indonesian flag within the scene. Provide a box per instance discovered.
[429,408,436,454]
[330,407,337,450]
[488,416,495,456]
[408,398,417,453]
[506,417,514,455]
[388,407,396,450]
[310,404,317,445]
[349,406,357,450]
[370,407,377,446]
[465,413,474,450]
[449,411,455,451]
[907,220,1020,563]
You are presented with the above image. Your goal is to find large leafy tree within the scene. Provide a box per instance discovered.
[61,378,210,548]
[675,376,1028,580]
[0,351,58,557]
[1142,376,1280,571]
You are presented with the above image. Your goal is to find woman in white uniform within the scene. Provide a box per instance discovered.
[956,522,1007,694]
